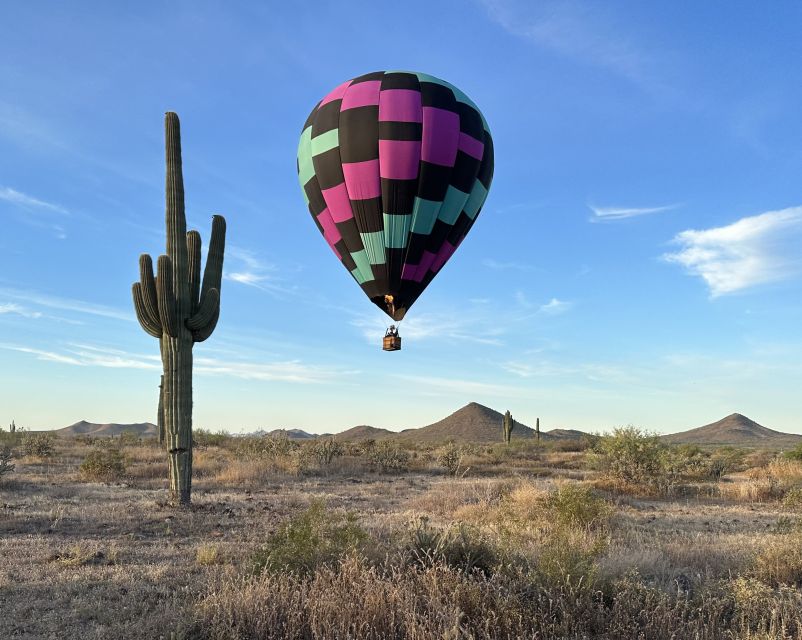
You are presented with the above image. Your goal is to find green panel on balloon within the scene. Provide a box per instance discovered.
[360,231,386,265]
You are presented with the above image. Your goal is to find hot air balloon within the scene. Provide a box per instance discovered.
[296,71,494,350]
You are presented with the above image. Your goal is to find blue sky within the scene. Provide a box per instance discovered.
[1,1,801,434]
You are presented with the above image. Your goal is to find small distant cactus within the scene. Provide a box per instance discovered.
[132,112,226,506]
[502,410,515,445]
[536,417,540,442]
[9,420,16,433]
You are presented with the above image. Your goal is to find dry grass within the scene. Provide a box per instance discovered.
[3,435,802,639]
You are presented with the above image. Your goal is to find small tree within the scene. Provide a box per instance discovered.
[502,410,515,445]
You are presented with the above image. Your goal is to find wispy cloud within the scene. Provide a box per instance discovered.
[539,297,573,315]
[477,0,669,93]
[662,206,802,296]
[588,203,679,222]
[502,359,633,384]
[0,287,132,322]
[224,246,298,295]
[515,292,573,316]
[0,303,42,319]
[351,311,505,347]
[0,341,354,384]
[0,186,68,214]
[395,373,530,399]
[482,258,537,272]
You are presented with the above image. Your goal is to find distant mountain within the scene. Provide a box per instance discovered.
[55,421,157,437]
[334,425,394,441]
[663,413,802,447]
[393,403,537,443]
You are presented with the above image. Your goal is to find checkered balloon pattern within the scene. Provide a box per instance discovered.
[297,71,494,321]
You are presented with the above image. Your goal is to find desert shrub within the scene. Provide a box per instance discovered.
[536,526,607,589]
[117,430,141,447]
[251,500,368,576]
[783,487,802,510]
[308,438,344,466]
[0,446,14,481]
[785,442,802,462]
[437,442,463,476]
[196,545,222,566]
[595,426,663,484]
[368,441,409,473]
[194,429,230,449]
[751,532,802,586]
[237,434,298,460]
[22,432,55,459]
[543,483,611,529]
[406,517,497,575]
[79,448,126,481]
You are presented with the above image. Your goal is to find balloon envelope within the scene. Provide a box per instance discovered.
[297,71,494,320]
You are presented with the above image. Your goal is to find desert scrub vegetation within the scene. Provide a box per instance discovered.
[367,441,410,472]
[78,446,126,482]
[0,446,14,481]
[22,431,56,459]
[251,500,369,576]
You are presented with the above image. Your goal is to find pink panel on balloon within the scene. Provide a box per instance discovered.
[319,80,352,106]
[432,241,456,273]
[316,208,342,259]
[341,81,381,110]
[421,107,459,166]
[378,89,422,122]
[342,159,381,200]
[458,132,484,160]
[417,250,437,279]
[321,183,353,223]
[379,140,421,180]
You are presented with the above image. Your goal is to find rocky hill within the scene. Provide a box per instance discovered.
[663,413,801,447]
[54,421,157,437]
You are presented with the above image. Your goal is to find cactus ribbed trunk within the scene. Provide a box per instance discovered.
[132,112,226,507]
[162,335,193,505]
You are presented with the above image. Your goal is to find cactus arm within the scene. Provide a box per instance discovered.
[164,112,189,316]
[191,304,219,343]
[156,255,179,338]
[187,230,202,314]
[199,215,226,305]
[132,283,163,337]
[186,288,219,330]
[138,254,160,324]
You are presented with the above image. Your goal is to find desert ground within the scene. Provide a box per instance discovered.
[3,426,802,640]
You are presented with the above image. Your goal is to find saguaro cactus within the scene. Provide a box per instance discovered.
[536,417,540,442]
[132,112,226,506]
[9,420,15,434]
[502,410,515,445]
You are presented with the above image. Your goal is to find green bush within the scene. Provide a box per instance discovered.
[595,426,664,484]
[251,500,368,576]
[79,448,126,481]
[544,484,611,529]
[193,429,230,448]
[23,432,56,459]
[785,442,802,462]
